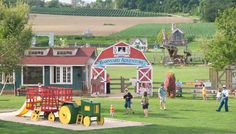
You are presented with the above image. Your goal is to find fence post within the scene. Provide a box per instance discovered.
[121,76,125,93]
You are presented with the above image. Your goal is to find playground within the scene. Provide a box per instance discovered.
[0,95,235,134]
[0,42,235,134]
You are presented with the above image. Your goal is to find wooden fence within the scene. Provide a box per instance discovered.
[109,77,224,98]
[110,77,204,93]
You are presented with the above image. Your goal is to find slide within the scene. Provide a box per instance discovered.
[15,101,29,117]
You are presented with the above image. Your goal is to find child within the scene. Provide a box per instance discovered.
[202,84,207,100]
[216,89,222,101]
[141,91,149,117]
[123,88,134,114]
[110,104,115,117]
[158,83,167,110]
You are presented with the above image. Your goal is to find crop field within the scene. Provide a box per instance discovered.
[31,7,169,17]
[111,23,217,39]
[29,14,192,36]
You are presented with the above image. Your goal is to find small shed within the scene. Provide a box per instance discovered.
[0,47,96,95]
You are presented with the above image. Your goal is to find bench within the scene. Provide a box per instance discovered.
[17,88,26,96]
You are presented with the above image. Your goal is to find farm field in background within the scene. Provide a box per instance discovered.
[30,14,192,36]
[31,7,169,17]
[0,95,235,134]
[111,23,216,42]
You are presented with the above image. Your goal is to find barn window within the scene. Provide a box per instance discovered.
[113,46,130,56]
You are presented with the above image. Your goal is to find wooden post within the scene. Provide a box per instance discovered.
[121,76,124,93]
[209,67,218,89]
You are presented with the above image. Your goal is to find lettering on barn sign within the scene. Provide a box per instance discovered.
[95,58,148,67]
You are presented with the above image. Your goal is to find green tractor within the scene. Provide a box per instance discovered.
[58,99,104,127]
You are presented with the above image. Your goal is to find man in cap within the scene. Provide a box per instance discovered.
[216,85,229,112]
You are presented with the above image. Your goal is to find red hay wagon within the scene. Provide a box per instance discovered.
[26,86,72,121]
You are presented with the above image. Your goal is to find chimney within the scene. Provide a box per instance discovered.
[172,23,177,31]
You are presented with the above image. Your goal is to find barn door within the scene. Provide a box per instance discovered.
[137,66,153,95]
[91,67,106,94]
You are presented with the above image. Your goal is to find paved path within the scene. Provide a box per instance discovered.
[0,111,150,131]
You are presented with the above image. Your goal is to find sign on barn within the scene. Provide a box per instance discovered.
[91,42,153,95]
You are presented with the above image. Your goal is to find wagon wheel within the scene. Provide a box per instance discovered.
[83,116,91,127]
[48,112,55,122]
[31,111,40,121]
[97,116,104,125]
[43,112,49,119]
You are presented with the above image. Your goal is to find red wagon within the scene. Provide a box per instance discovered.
[26,86,72,121]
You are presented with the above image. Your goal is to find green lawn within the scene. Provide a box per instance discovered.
[0,95,235,134]
[107,65,209,82]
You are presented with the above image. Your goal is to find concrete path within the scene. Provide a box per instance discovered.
[0,111,149,131]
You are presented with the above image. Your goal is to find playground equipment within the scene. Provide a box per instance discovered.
[16,86,104,127]
[161,24,191,64]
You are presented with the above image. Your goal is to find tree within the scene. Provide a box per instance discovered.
[46,0,60,8]
[0,0,32,95]
[205,8,236,70]
[200,0,236,22]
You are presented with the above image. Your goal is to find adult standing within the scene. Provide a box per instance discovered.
[158,83,167,110]
[106,74,110,94]
[216,85,229,112]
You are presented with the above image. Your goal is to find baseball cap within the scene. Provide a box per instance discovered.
[223,85,226,88]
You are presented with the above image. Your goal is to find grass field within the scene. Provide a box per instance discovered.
[0,95,235,134]
[107,65,209,82]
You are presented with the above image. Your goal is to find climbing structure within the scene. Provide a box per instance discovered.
[162,24,191,64]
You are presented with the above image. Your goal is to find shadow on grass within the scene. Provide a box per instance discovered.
[0,120,234,134]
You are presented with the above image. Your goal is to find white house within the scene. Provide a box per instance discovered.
[129,38,148,52]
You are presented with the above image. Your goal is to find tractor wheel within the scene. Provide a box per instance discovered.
[97,116,104,125]
[48,112,55,122]
[83,116,91,127]
[31,111,40,121]
[59,105,77,124]
[43,112,49,119]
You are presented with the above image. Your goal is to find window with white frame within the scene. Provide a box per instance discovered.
[51,66,72,84]
[0,72,15,84]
